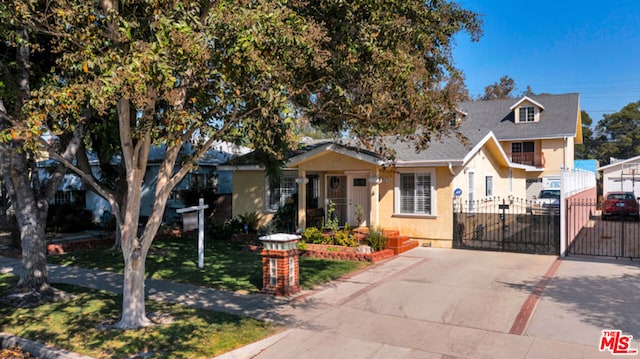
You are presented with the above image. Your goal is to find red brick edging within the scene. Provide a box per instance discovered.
[509,258,562,335]
[299,247,395,262]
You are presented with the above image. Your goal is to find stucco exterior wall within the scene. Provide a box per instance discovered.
[540,137,571,177]
[231,170,274,226]
[297,151,377,173]
[455,147,527,203]
[377,167,454,247]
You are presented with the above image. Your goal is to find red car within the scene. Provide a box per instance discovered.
[602,192,640,221]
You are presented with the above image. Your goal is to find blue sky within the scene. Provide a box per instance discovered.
[452,1,640,124]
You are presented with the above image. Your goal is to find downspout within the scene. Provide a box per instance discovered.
[448,162,455,176]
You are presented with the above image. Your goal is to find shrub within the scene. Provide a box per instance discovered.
[302,227,325,243]
[47,205,95,232]
[367,226,387,251]
[238,212,261,233]
[334,229,358,247]
[206,217,243,240]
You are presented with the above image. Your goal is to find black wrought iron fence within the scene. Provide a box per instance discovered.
[567,198,640,259]
[453,197,559,255]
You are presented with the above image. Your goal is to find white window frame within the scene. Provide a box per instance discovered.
[265,171,297,212]
[269,258,277,287]
[485,175,493,197]
[508,169,513,195]
[517,106,538,123]
[288,257,295,286]
[394,168,436,217]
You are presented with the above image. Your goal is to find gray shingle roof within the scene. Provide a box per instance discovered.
[225,93,580,166]
[457,93,580,141]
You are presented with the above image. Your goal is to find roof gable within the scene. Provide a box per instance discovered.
[598,155,640,172]
[458,93,580,141]
[509,96,545,111]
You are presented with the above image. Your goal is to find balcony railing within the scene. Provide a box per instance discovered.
[509,152,545,167]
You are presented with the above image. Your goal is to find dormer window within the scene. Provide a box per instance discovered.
[450,109,467,126]
[510,96,544,123]
[519,106,535,122]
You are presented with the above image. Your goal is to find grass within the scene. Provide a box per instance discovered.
[0,273,281,358]
[47,236,370,292]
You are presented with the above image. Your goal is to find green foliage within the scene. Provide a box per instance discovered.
[271,193,297,233]
[206,218,244,241]
[237,212,261,233]
[325,200,340,233]
[367,226,387,252]
[593,100,640,164]
[47,204,96,232]
[333,229,358,247]
[0,274,280,358]
[47,237,368,292]
[302,226,325,244]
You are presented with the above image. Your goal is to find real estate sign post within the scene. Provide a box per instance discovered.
[177,198,209,268]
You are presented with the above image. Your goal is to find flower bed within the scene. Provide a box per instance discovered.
[299,243,394,262]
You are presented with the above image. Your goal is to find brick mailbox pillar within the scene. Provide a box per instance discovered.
[259,233,301,296]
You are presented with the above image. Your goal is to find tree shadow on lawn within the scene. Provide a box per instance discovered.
[0,281,288,358]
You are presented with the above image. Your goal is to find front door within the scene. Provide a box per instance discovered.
[326,175,348,226]
[325,173,371,227]
[348,174,370,227]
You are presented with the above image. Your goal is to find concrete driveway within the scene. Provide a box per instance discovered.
[222,248,640,358]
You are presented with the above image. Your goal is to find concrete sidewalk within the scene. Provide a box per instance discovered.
[2,248,639,358]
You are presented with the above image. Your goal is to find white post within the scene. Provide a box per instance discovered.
[198,198,205,268]
[176,198,209,269]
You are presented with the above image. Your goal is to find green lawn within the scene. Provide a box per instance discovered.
[47,236,370,292]
[0,273,281,358]
[3,237,371,357]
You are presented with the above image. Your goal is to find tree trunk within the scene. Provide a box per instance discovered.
[115,244,151,329]
[114,98,153,328]
[11,149,49,287]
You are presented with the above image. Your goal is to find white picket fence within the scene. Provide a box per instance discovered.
[561,167,597,197]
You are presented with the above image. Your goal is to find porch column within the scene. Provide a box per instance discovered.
[370,169,381,227]
[296,170,308,231]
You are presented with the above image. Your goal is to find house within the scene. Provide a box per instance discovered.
[456,93,583,199]
[41,141,250,224]
[223,93,582,248]
[599,155,640,200]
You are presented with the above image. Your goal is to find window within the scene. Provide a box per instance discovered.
[518,106,535,122]
[288,257,295,286]
[266,174,296,211]
[398,172,433,215]
[508,169,513,193]
[269,258,277,287]
[485,176,493,197]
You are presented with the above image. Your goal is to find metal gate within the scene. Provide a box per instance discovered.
[453,197,559,255]
[566,198,640,259]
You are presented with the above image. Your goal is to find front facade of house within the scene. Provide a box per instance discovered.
[226,93,581,248]
[228,133,530,247]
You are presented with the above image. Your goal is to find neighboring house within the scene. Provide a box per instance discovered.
[222,93,582,248]
[41,141,250,224]
[599,155,640,200]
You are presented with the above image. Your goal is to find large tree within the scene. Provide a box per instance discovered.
[5,0,480,328]
[575,110,596,159]
[480,75,516,100]
[593,100,640,164]
[0,7,87,305]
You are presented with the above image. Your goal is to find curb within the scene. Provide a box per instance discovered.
[0,332,95,359]
[212,329,293,359]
